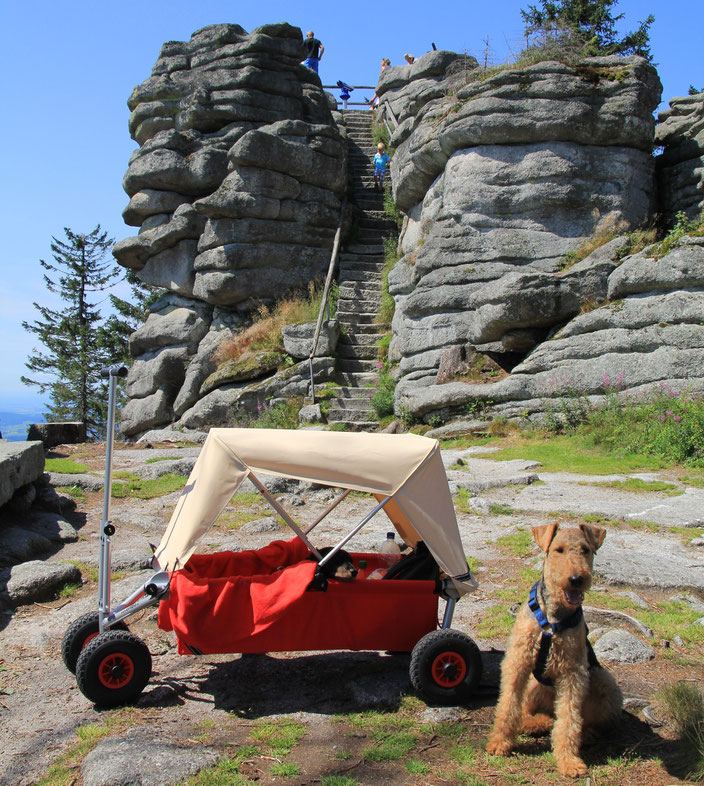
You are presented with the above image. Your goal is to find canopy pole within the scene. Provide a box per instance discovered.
[247,471,322,559]
[304,488,352,535]
[319,495,393,567]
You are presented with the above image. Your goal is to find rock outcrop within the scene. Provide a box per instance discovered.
[115,23,346,436]
[398,236,704,422]
[656,91,704,224]
[373,52,704,423]
[377,54,662,398]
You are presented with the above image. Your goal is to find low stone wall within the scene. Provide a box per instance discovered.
[0,442,45,509]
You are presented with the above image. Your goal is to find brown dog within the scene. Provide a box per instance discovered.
[486,523,623,778]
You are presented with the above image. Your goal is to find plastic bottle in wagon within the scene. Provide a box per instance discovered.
[367,532,402,579]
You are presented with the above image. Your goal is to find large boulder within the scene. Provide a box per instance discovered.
[0,442,45,509]
[398,235,704,422]
[376,52,663,406]
[116,23,347,437]
[655,91,704,224]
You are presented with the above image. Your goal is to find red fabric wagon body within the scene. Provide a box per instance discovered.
[157,538,440,655]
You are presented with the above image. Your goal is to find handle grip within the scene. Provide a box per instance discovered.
[100,365,128,379]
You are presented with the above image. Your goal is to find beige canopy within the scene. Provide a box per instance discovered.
[154,428,475,595]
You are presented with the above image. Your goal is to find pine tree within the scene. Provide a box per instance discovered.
[22,226,119,438]
[521,0,654,60]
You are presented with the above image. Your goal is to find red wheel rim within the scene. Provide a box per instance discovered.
[431,651,467,688]
[82,632,98,649]
[97,652,135,689]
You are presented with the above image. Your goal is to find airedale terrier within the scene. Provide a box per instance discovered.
[486,523,623,778]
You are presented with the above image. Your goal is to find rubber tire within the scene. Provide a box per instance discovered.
[76,630,152,707]
[410,629,482,706]
[61,613,128,674]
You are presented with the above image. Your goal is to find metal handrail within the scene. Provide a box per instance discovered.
[308,197,347,403]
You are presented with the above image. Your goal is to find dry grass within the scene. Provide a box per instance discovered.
[213,283,327,366]
[557,214,629,272]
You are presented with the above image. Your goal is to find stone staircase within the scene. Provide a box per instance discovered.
[325,110,396,431]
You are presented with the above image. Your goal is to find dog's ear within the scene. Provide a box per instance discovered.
[579,523,606,552]
[532,523,559,553]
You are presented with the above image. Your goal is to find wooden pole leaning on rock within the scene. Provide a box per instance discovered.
[309,197,347,404]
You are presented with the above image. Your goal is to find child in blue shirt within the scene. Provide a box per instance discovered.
[373,142,391,192]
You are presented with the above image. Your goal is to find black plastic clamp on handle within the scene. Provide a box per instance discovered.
[100,365,128,379]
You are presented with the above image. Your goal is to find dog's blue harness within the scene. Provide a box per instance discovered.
[528,581,599,687]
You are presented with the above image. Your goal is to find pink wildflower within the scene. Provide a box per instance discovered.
[603,374,610,388]
[674,415,682,422]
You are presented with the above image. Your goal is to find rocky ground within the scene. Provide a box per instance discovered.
[1,435,703,785]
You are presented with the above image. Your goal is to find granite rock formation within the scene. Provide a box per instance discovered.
[115,23,346,436]
[370,52,704,423]
[656,91,704,224]
[398,236,704,422]
[377,54,661,395]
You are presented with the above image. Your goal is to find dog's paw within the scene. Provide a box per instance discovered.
[486,735,513,757]
[557,756,587,778]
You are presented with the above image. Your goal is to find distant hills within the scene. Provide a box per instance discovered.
[0,410,45,442]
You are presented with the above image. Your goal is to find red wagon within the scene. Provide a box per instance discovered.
[62,368,481,707]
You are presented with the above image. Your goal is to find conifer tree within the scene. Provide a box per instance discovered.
[22,226,119,438]
[521,0,654,61]
[100,269,159,365]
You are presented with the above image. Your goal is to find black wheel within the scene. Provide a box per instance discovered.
[76,630,151,707]
[61,612,129,674]
[410,629,482,706]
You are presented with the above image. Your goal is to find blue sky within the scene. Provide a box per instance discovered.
[1,0,701,413]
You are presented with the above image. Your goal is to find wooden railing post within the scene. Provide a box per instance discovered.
[308,197,347,403]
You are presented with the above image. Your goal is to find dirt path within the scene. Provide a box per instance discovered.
[0,440,702,785]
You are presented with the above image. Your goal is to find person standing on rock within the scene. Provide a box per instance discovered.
[301,30,324,74]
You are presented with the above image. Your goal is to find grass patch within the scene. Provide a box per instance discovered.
[182,748,259,786]
[583,478,683,496]
[321,777,359,786]
[45,458,88,474]
[250,718,306,757]
[477,433,663,474]
[62,559,98,583]
[489,503,515,516]
[270,762,300,777]
[58,582,82,599]
[670,526,704,545]
[363,731,417,762]
[56,484,86,501]
[476,605,515,639]
[405,758,430,775]
[637,601,704,644]
[656,681,704,780]
[35,710,136,786]
[493,568,542,601]
[145,456,175,464]
[111,472,187,499]
[495,529,533,557]
[454,488,476,514]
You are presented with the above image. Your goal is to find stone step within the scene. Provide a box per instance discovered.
[337,344,379,360]
[335,371,378,386]
[326,386,374,399]
[338,333,384,347]
[326,420,380,432]
[337,359,382,374]
[339,257,386,270]
[326,395,375,411]
[339,270,383,284]
[337,308,382,322]
[338,284,381,303]
[327,407,377,422]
